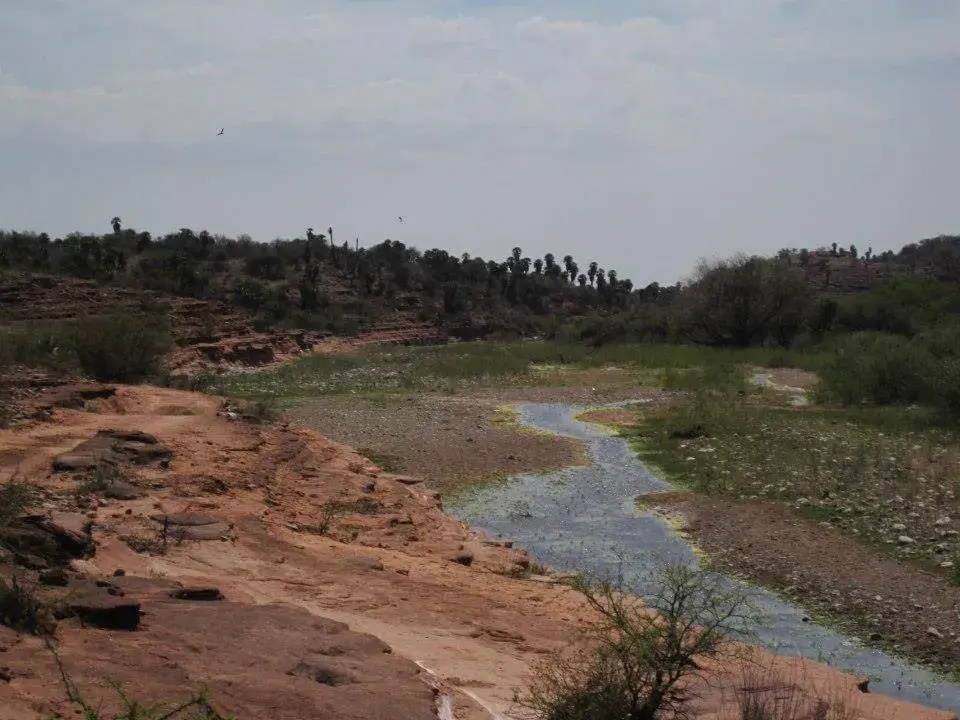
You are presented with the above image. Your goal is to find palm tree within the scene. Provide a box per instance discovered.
[588,262,598,286]
[578,273,587,288]
[533,258,544,274]
[110,216,122,234]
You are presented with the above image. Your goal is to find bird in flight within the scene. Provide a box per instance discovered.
[217,128,224,136]
[398,216,405,223]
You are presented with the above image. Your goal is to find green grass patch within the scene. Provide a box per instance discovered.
[622,391,960,577]
[197,340,828,401]
[356,448,404,473]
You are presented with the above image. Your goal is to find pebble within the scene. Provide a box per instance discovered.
[897,535,915,545]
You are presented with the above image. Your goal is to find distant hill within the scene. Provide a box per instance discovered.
[1,227,957,349]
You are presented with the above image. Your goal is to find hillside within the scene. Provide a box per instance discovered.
[1,227,958,355]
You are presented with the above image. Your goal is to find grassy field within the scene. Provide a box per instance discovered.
[622,383,960,581]
[198,340,827,401]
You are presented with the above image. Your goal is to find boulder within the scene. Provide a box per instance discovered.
[149,514,231,541]
[67,591,142,630]
[0,513,93,569]
[103,481,147,500]
[52,430,172,473]
[344,556,384,572]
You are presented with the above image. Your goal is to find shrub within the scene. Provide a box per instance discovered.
[816,332,932,406]
[0,475,38,529]
[515,564,756,720]
[914,321,960,360]
[69,314,172,382]
[0,322,76,374]
[51,644,236,720]
[76,463,122,496]
[0,575,55,635]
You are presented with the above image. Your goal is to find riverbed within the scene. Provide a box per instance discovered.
[446,401,960,714]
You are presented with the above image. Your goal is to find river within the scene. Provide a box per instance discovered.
[446,401,960,714]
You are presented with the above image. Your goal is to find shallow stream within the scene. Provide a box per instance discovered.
[446,401,960,714]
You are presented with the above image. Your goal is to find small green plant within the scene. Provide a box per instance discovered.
[299,501,347,536]
[50,641,236,720]
[0,575,56,635]
[76,463,121,496]
[0,473,38,529]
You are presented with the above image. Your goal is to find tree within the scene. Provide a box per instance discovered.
[679,255,814,347]
[533,258,544,275]
[578,274,587,288]
[544,253,561,279]
[588,262,599,287]
[596,269,606,291]
[516,564,755,720]
[850,244,858,259]
[110,217,122,235]
[831,242,838,257]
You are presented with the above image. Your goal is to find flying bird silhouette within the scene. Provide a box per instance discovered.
[398,216,405,223]
[217,128,224,136]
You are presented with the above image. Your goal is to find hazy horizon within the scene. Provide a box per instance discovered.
[1,1,958,286]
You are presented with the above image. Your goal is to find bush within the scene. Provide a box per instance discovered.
[0,322,76,375]
[69,314,172,382]
[515,564,756,720]
[914,321,960,359]
[51,644,236,720]
[928,358,960,419]
[0,476,38,529]
[816,332,933,406]
[0,575,56,635]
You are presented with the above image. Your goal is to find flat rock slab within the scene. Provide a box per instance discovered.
[344,556,385,572]
[0,586,437,720]
[149,513,221,527]
[149,514,232,541]
[103,481,147,500]
[52,430,172,472]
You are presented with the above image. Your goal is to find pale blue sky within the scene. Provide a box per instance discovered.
[1,0,958,284]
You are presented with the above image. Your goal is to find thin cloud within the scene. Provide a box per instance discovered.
[0,0,957,284]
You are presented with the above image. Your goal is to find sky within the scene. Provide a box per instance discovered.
[1,1,958,286]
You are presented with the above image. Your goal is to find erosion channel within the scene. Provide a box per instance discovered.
[447,401,960,715]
